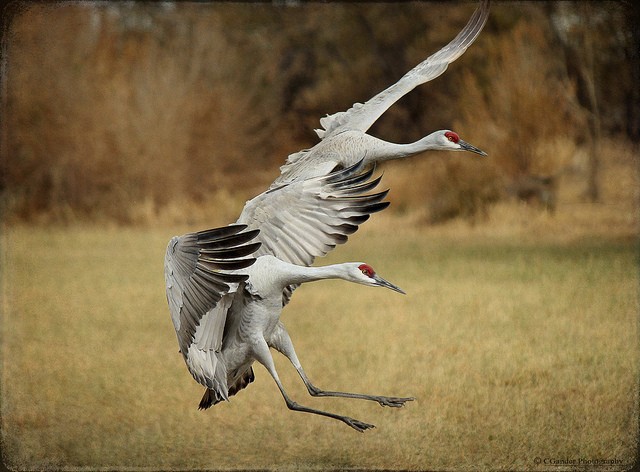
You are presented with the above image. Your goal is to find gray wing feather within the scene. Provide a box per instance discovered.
[236,160,389,304]
[315,0,490,139]
[236,160,388,268]
[194,294,234,352]
[164,225,260,357]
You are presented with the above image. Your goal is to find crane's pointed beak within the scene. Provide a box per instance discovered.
[459,139,487,157]
[373,274,406,294]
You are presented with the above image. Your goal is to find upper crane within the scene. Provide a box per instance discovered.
[271,0,490,188]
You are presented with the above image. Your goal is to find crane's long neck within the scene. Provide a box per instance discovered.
[251,257,357,297]
[367,131,442,163]
[281,263,353,287]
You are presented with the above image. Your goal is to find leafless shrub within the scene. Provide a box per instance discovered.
[506,175,558,213]
[410,19,579,223]
[380,17,581,225]
[455,20,578,178]
[2,4,633,225]
[425,158,503,225]
[3,4,281,224]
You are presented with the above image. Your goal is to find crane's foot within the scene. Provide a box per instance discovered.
[374,396,415,408]
[343,416,376,433]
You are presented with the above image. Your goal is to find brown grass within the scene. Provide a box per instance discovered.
[1,212,638,470]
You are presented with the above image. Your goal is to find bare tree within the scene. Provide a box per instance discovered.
[547,2,636,202]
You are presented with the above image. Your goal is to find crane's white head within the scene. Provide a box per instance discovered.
[345,263,405,294]
[434,130,487,156]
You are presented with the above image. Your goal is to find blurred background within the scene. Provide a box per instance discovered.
[2,1,638,229]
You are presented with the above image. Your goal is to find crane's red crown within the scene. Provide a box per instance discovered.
[445,131,460,143]
[358,264,376,278]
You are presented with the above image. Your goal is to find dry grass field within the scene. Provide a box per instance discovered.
[2,193,639,470]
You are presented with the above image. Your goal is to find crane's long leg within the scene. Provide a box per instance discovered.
[271,324,414,408]
[252,337,375,433]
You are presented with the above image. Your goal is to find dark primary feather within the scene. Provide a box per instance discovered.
[198,227,261,249]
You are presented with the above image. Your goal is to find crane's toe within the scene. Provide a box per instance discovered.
[344,417,376,432]
[376,396,415,408]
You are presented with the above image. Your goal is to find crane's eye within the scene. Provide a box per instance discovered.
[358,264,375,278]
[445,131,460,143]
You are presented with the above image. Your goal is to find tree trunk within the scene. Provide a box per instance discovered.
[581,3,600,202]
[547,2,601,202]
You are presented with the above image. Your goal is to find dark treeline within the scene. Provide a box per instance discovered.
[2,1,638,224]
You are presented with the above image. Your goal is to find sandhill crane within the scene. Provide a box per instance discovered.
[165,163,413,432]
[271,0,490,188]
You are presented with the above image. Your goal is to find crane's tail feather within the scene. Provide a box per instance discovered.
[198,367,256,410]
[198,388,222,410]
[229,367,255,398]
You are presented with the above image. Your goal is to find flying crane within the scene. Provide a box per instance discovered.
[271,0,490,188]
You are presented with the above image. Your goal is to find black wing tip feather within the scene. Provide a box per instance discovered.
[333,222,362,235]
[330,172,376,192]
[319,157,390,238]
[324,160,387,203]
[169,222,258,356]
[195,224,248,242]
[200,241,262,259]
[349,201,390,215]
[198,258,256,271]
[331,188,390,205]
[323,158,373,184]
[371,201,391,213]
[174,224,261,271]
[332,173,384,195]
[329,233,349,245]
[197,228,260,250]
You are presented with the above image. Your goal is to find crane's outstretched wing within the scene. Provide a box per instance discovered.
[315,0,490,139]
[164,225,261,361]
[237,160,387,268]
[236,160,388,304]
